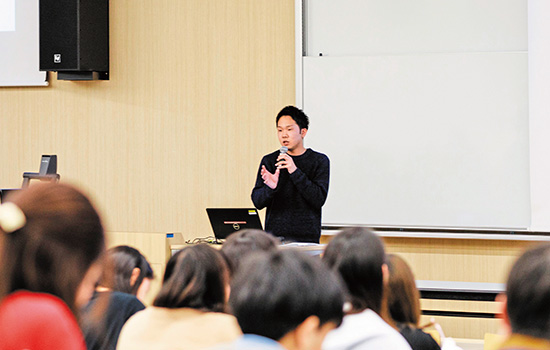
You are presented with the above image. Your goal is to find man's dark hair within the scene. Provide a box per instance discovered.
[153,244,228,312]
[221,229,279,276]
[506,243,550,340]
[323,227,386,314]
[229,249,344,341]
[276,105,309,130]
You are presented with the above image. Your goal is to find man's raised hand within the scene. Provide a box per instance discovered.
[261,165,280,189]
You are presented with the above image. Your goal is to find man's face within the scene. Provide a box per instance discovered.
[277,115,306,152]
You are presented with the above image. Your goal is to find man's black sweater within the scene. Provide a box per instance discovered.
[251,148,329,243]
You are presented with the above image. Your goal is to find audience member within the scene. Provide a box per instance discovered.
[117,244,241,349]
[221,229,279,275]
[224,249,345,350]
[0,183,105,350]
[496,243,550,349]
[322,227,411,350]
[82,245,153,350]
[387,254,440,350]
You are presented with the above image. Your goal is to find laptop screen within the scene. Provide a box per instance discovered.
[206,208,263,240]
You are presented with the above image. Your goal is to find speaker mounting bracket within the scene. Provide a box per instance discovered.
[57,71,109,81]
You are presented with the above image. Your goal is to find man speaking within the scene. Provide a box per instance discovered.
[251,106,329,243]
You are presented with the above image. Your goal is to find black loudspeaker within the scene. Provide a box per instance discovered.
[39,0,109,80]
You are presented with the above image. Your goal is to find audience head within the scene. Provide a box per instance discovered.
[100,245,153,300]
[0,183,105,313]
[504,243,550,340]
[221,229,279,275]
[153,244,229,312]
[386,254,421,327]
[276,105,309,131]
[323,227,386,314]
[229,249,344,349]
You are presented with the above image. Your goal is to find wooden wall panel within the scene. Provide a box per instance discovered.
[0,0,295,240]
[382,237,535,283]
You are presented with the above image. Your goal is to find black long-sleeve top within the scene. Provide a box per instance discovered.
[399,325,441,350]
[251,148,329,243]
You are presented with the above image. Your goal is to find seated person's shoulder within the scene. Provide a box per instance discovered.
[110,291,145,308]
[1,291,74,322]
[204,311,241,329]
[324,310,411,350]
[0,291,85,349]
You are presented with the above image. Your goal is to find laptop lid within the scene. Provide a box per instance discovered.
[206,208,263,240]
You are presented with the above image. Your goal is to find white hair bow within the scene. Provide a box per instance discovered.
[0,202,26,233]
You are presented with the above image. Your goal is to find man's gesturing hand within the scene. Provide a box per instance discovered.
[261,165,280,189]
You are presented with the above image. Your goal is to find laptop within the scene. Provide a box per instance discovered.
[206,208,263,240]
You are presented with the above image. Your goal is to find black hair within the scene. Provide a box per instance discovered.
[144,258,154,279]
[506,243,550,339]
[323,227,386,314]
[276,106,309,130]
[153,244,228,312]
[100,245,152,295]
[229,249,344,341]
[221,229,279,276]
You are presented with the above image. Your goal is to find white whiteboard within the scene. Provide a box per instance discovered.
[299,0,530,229]
[303,53,530,229]
[0,0,47,86]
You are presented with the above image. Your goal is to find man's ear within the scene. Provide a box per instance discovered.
[129,267,141,287]
[301,128,308,139]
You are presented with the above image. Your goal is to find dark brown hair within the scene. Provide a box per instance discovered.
[221,229,278,276]
[153,244,229,312]
[323,227,386,314]
[386,254,421,327]
[0,183,105,314]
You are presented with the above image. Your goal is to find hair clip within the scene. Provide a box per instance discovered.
[343,302,352,313]
[0,202,26,233]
